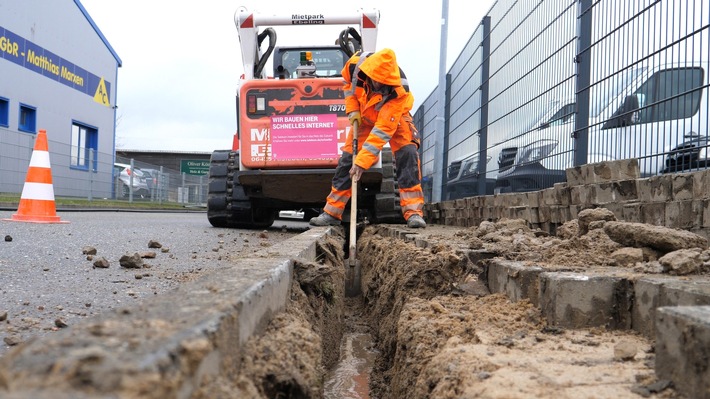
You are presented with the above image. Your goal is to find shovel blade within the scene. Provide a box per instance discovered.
[345,259,361,297]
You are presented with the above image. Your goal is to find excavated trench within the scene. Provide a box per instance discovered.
[228,219,684,399]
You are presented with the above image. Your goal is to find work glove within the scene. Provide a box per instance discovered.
[348,111,362,127]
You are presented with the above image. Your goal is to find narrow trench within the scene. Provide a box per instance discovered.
[322,224,376,399]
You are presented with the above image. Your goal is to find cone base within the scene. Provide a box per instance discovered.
[3,214,69,224]
[6,198,69,224]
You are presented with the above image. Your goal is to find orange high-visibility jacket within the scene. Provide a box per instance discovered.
[341,48,415,170]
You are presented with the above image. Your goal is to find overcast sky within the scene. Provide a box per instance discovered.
[79,0,495,152]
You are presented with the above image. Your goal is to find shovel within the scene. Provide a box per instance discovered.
[345,120,361,297]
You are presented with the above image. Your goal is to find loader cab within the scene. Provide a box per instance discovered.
[273,46,348,79]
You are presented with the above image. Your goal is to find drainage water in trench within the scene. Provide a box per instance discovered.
[323,327,378,398]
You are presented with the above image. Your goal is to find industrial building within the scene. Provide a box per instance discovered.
[0,0,121,198]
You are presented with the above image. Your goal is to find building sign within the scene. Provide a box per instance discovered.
[180,160,210,176]
[0,25,112,107]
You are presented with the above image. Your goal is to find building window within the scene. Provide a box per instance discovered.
[18,103,36,133]
[71,122,98,171]
[0,97,8,127]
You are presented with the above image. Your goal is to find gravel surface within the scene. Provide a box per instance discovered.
[0,210,308,357]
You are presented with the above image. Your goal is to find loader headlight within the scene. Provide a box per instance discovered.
[516,139,558,165]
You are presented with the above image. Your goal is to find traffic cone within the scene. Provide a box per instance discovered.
[4,129,69,224]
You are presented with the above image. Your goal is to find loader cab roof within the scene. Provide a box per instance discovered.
[273,46,348,78]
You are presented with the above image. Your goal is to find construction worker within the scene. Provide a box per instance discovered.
[310,48,426,228]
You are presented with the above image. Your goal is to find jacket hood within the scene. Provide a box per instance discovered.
[359,48,401,86]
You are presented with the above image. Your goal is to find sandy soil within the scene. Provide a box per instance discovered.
[226,209,709,398]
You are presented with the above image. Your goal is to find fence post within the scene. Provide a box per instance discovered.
[181,172,186,204]
[129,158,135,203]
[441,73,452,198]
[159,166,164,205]
[197,175,202,205]
[432,0,450,202]
[88,148,94,202]
[477,15,491,196]
[574,0,593,167]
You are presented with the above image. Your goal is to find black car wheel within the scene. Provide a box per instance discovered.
[119,182,130,198]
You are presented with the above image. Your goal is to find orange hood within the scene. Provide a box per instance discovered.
[359,48,401,86]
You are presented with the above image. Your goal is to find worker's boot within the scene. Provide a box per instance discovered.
[309,212,341,226]
[407,214,426,228]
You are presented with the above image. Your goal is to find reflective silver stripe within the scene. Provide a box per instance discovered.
[370,126,391,142]
[363,142,381,156]
[324,203,343,216]
[327,191,349,204]
[402,203,423,212]
[400,190,424,200]
[401,76,409,88]
[344,88,354,97]
[374,97,386,111]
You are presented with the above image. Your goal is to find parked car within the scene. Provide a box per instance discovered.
[660,134,710,173]
[114,163,149,198]
[495,97,579,193]
[496,62,709,193]
[445,153,494,200]
[140,168,158,191]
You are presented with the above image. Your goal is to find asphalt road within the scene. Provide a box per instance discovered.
[0,210,309,357]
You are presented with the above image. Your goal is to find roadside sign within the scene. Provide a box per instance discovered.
[180,159,210,176]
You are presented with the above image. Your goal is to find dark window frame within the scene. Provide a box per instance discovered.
[70,121,99,172]
[0,97,9,127]
[18,103,37,133]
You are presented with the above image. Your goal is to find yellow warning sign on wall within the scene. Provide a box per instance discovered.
[93,78,110,107]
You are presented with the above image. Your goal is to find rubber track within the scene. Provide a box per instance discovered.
[207,151,274,229]
[372,147,405,223]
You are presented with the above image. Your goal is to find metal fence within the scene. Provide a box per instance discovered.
[0,127,208,206]
[416,0,710,202]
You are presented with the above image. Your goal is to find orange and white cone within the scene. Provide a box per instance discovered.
[4,129,69,224]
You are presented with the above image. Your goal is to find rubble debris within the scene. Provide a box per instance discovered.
[604,221,708,252]
[119,253,144,269]
[93,257,110,269]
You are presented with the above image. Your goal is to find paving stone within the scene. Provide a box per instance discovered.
[655,306,710,399]
[539,271,633,329]
[486,260,545,307]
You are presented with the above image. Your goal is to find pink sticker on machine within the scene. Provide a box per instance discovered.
[270,114,339,160]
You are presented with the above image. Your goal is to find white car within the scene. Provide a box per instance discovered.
[496,61,709,193]
[114,163,149,198]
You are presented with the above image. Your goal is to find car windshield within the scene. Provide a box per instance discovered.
[590,67,647,117]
